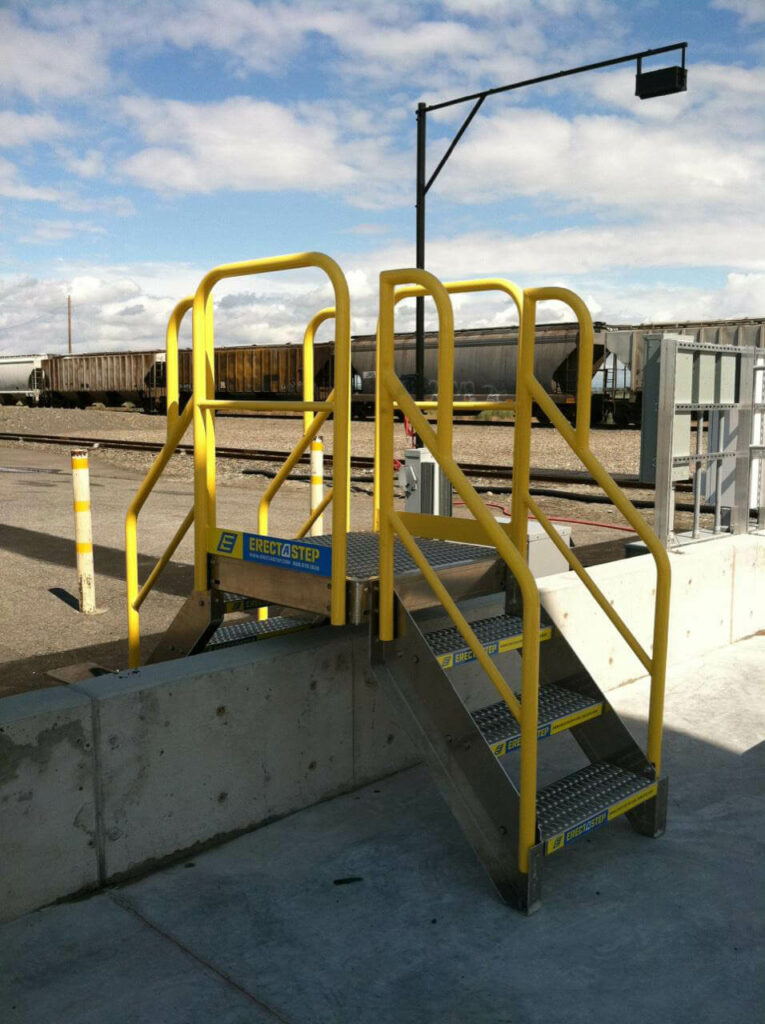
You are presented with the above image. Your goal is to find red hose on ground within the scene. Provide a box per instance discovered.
[453,500,636,534]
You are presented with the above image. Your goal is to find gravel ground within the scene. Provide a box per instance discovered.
[0,404,707,540]
[0,405,641,471]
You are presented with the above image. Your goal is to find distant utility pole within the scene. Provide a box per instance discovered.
[67,294,72,354]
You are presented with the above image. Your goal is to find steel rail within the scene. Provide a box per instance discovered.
[0,431,662,489]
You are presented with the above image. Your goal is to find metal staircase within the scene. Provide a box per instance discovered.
[125,255,671,912]
[371,583,665,912]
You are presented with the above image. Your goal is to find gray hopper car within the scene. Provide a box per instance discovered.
[596,318,765,425]
[0,354,47,405]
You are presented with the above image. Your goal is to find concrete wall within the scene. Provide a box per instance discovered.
[2,531,763,923]
[0,625,415,923]
[539,532,765,690]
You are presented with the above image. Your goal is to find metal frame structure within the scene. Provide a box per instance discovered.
[651,336,765,545]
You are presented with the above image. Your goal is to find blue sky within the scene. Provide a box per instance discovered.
[1,0,763,353]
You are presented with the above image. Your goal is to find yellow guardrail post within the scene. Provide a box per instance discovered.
[165,296,192,441]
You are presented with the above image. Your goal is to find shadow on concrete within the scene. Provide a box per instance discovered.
[49,587,80,611]
[0,523,193,597]
[0,630,170,698]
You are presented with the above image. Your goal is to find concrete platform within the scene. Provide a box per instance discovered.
[2,634,763,1024]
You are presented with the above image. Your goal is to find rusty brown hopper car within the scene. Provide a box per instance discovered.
[43,351,163,408]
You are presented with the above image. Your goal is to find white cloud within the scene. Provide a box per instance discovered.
[0,157,60,202]
[60,149,107,179]
[119,95,405,206]
[0,9,109,100]
[22,220,107,243]
[432,97,764,217]
[711,0,765,24]
[0,111,70,147]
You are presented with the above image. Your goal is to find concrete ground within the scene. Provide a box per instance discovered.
[2,633,762,1024]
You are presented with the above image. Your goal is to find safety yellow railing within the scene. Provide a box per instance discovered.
[255,307,336,620]
[377,268,542,875]
[373,277,522,529]
[513,287,671,775]
[126,296,194,668]
[258,306,338,555]
[191,253,351,625]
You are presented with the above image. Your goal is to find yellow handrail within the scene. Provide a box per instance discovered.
[373,277,524,529]
[517,286,671,774]
[377,267,541,876]
[191,253,351,625]
[125,399,194,667]
[165,296,193,440]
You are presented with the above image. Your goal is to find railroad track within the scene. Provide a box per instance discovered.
[0,429,651,489]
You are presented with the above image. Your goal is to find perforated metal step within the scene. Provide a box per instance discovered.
[537,763,658,855]
[206,616,313,650]
[423,612,552,669]
[472,685,603,757]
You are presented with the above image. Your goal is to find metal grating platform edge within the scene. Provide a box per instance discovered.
[206,616,313,650]
[221,592,262,613]
[424,612,553,669]
[471,685,603,757]
[306,531,497,580]
[537,763,658,854]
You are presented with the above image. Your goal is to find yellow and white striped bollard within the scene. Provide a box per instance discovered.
[71,448,100,614]
[310,436,324,536]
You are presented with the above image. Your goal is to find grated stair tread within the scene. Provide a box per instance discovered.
[207,616,312,650]
[472,685,603,756]
[424,612,552,669]
[537,763,658,852]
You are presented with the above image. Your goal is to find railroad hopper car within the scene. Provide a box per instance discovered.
[350,322,600,420]
[0,354,47,405]
[42,351,164,408]
[597,318,765,425]
[142,342,337,413]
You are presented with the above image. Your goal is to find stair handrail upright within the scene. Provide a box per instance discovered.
[513,286,672,775]
[191,253,352,626]
[377,267,542,875]
[126,296,195,668]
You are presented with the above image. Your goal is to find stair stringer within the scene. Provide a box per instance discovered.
[146,589,223,664]
[369,595,543,913]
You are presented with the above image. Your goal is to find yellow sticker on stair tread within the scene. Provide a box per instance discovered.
[607,782,657,820]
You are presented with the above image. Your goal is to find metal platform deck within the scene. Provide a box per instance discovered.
[211,530,505,624]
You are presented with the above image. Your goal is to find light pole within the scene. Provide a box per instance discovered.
[413,41,688,410]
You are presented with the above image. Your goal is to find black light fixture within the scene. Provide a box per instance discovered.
[636,50,687,99]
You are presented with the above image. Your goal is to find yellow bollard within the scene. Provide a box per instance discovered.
[310,436,324,536]
[71,448,102,614]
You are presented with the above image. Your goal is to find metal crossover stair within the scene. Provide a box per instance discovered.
[370,585,667,914]
[125,259,671,914]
